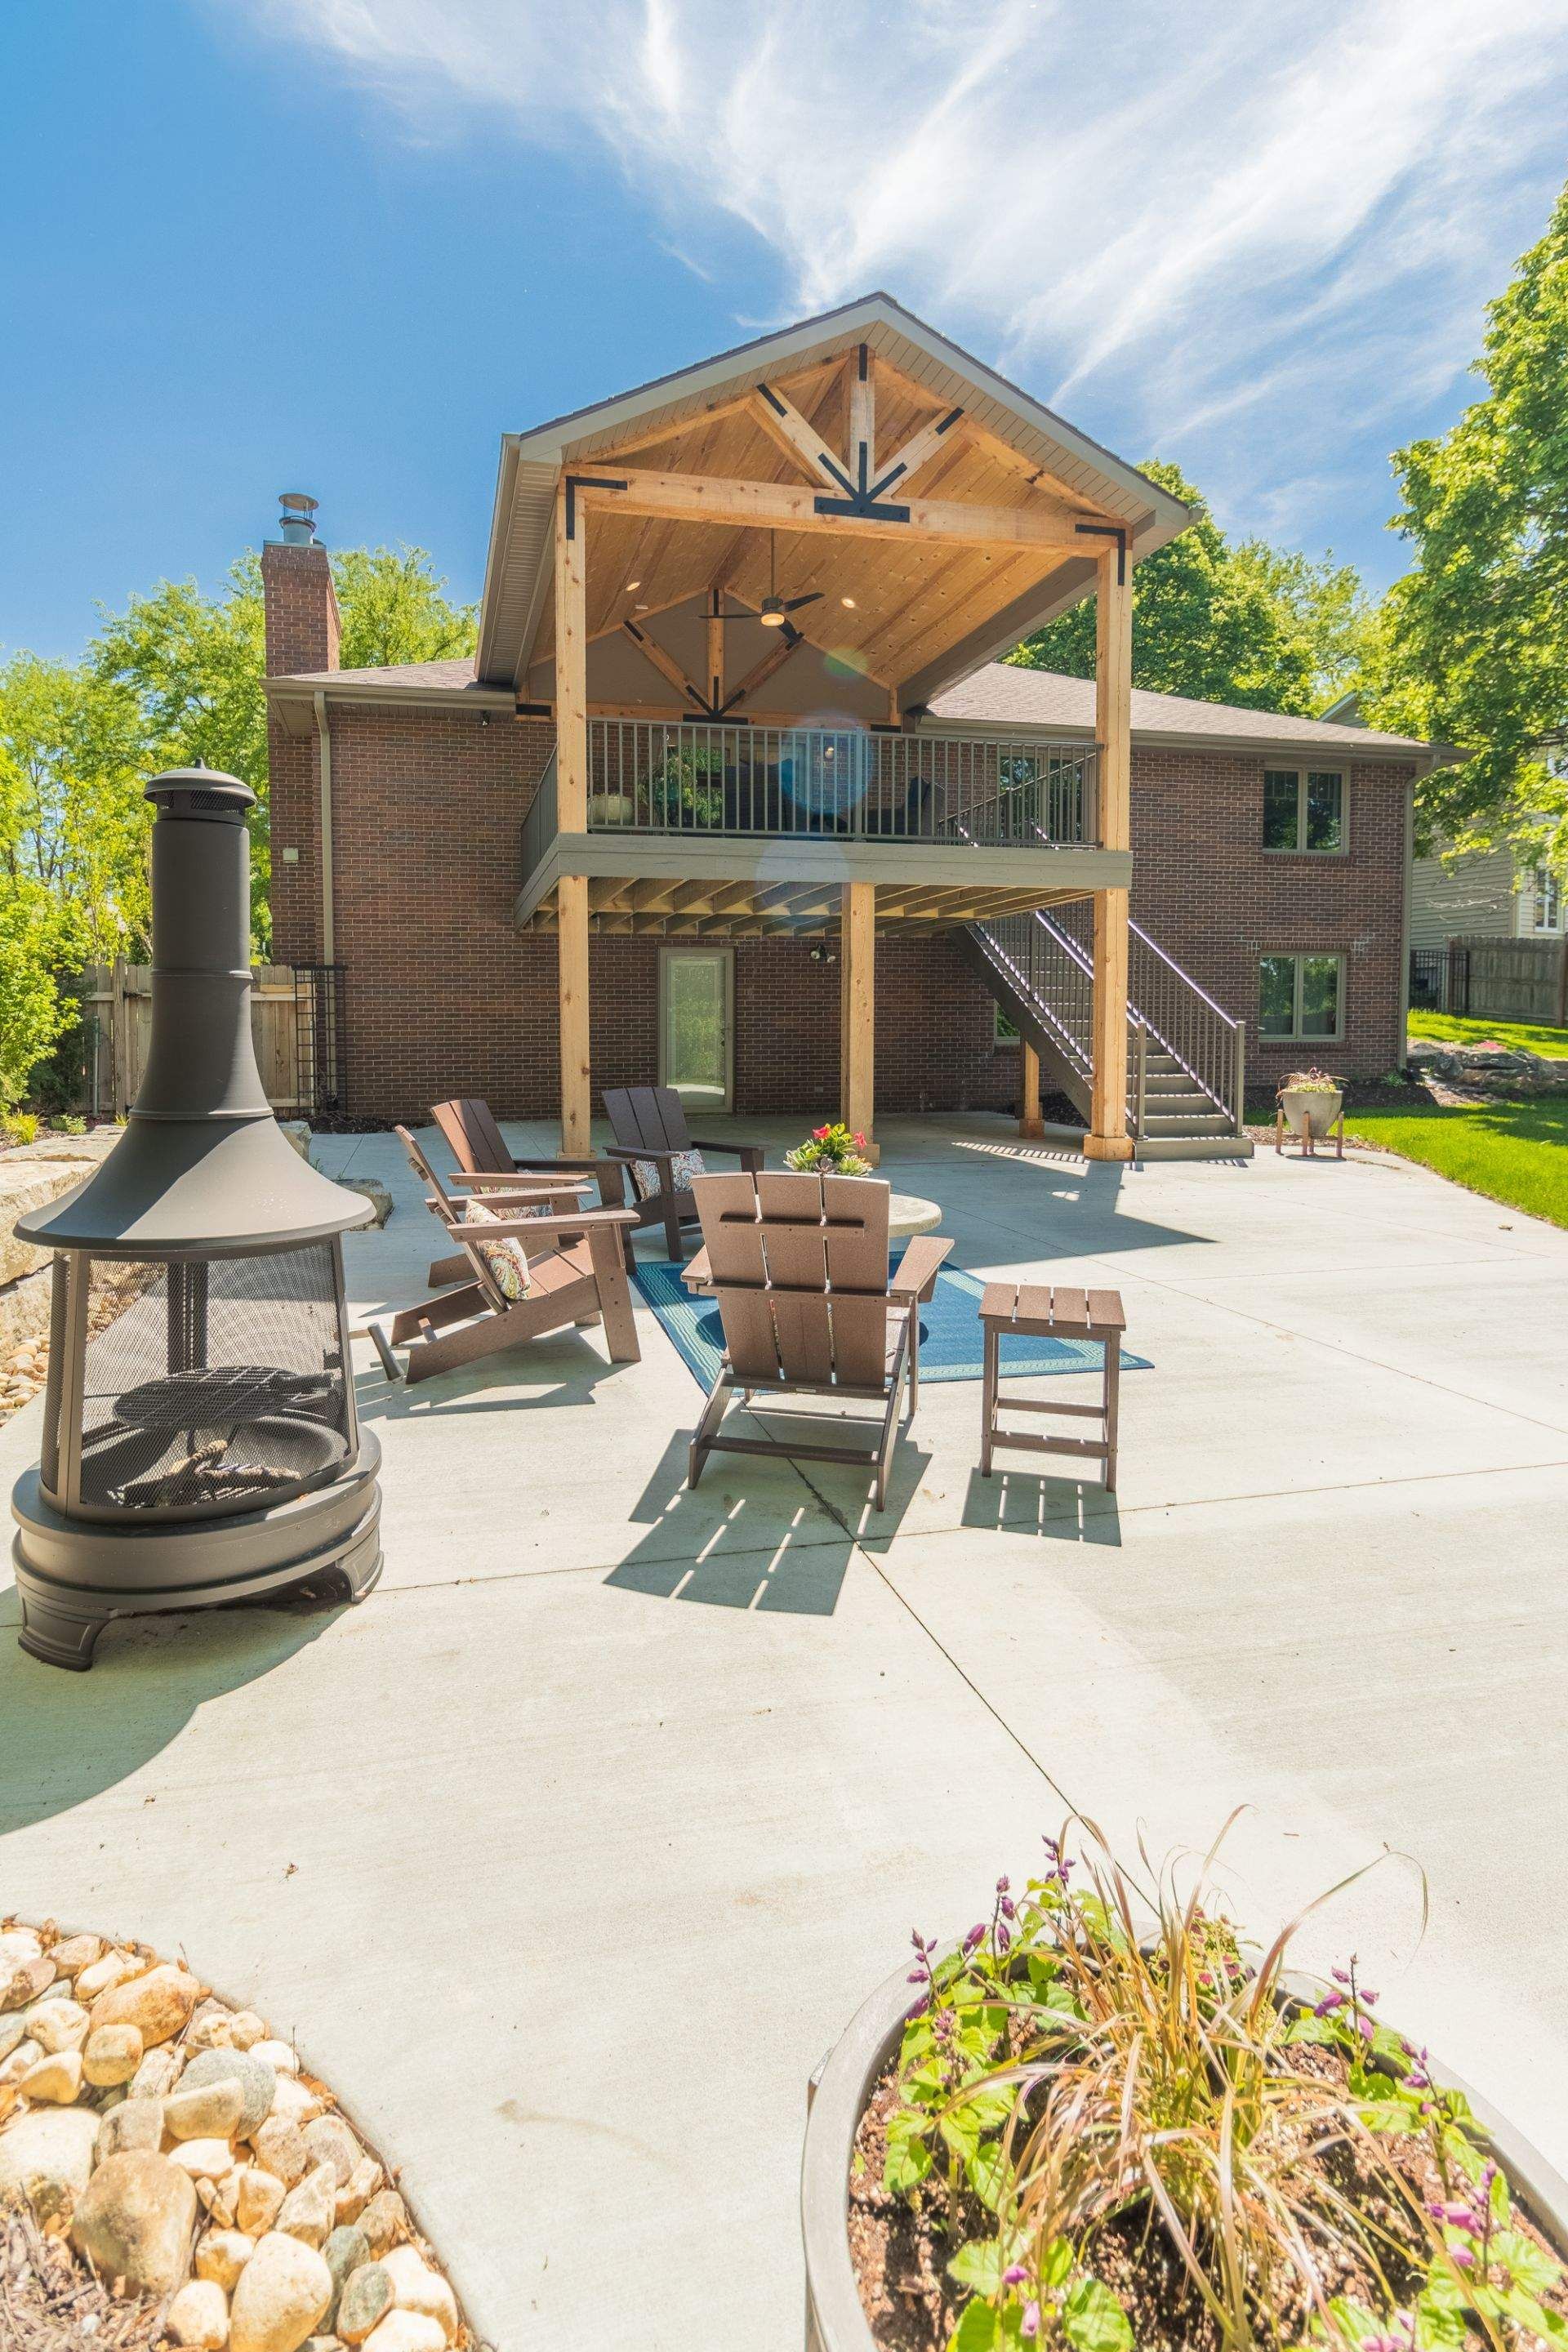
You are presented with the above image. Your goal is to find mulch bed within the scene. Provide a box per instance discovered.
[0,2209,163,2352]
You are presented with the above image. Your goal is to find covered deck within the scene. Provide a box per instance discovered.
[482,296,1193,1158]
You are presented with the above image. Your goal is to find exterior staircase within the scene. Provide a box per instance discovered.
[962,906,1254,1162]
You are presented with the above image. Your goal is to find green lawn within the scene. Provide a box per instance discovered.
[1345,1094,1568,1229]
[1408,1008,1568,1058]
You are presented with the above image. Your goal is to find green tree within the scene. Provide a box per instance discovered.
[1006,460,1371,718]
[0,879,78,1111]
[91,546,476,949]
[1362,180,1568,865]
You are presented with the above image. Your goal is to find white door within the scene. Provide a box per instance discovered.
[661,948,733,1111]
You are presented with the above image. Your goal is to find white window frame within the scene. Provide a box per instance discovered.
[1258,951,1346,1042]
[1262,767,1348,856]
[1531,867,1562,932]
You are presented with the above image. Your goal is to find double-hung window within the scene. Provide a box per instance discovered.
[1258,953,1343,1040]
[1532,868,1562,932]
[1263,768,1344,853]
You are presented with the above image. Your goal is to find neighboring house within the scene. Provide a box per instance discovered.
[1321,690,1561,951]
[262,294,1448,1152]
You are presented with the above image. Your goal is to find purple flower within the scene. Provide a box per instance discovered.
[1198,1971,1214,1989]
[1360,1987,1379,2005]
[1442,2203,1479,2229]
[964,1923,987,1953]
[996,1875,1011,1894]
[903,1999,929,2024]
[1451,2248,1476,2271]
[1021,2302,1040,2339]
[1355,2011,1375,2042]
[1333,1967,1352,1985]
[996,1925,1012,1955]
[1003,2265,1027,2287]
[1315,1992,1346,2016]
[906,1970,926,1985]
[1000,1897,1016,1921]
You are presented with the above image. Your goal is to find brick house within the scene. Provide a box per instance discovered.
[263,294,1445,1157]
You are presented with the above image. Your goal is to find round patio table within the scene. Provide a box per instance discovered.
[887,1192,942,1240]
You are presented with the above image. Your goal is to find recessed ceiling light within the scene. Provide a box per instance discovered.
[625,579,641,592]
[841,595,857,608]
[634,603,650,612]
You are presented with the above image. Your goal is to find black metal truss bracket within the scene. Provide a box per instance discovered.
[1074,520,1129,586]
[564,474,627,539]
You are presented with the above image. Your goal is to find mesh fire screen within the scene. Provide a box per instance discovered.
[68,1245,350,1520]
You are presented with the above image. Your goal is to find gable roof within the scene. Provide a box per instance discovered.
[474,291,1193,703]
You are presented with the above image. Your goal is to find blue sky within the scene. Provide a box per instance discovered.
[5,0,1568,664]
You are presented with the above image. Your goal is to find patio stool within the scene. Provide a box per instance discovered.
[978,1281,1125,1491]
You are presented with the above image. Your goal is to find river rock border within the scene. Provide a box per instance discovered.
[0,1918,470,2352]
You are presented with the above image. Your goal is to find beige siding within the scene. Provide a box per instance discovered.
[1410,843,1517,948]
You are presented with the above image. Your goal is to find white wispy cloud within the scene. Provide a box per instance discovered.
[238,0,1568,559]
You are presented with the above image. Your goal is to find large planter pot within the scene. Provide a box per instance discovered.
[1280,1085,1343,1138]
[801,1948,1568,2352]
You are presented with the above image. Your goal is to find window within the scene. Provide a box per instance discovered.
[1532,868,1562,932]
[1263,768,1344,853]
[1259,953,1343,1040]
[994,1004,1019,1043]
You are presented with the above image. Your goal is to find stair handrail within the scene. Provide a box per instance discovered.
[1128,917,1241,1031]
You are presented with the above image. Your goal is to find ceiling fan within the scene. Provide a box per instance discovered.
[719,535,823,629]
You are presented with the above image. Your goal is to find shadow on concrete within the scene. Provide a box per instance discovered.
[0,1587,342,1833]
[352,1335,635,1423]
[604,1432,857,1615]
[960,1468,1122,1544]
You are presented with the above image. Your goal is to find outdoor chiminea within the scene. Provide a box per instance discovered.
[10,765,381,1669]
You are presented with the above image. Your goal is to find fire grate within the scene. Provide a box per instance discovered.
[69,1245,350,1521]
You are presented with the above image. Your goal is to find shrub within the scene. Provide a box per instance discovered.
[54,1111,87,1135]
[2,1111,40,1146]
[1278,1067,1344,1095]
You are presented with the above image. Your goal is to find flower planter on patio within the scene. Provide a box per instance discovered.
[1280,1084,1344,1139]
[802,1906,1568,2352]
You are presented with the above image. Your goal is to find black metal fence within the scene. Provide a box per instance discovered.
[292,964,347,1122]
[1410,945,1470,1016]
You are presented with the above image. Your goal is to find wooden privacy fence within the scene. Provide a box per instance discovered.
[77,961,345,1120]
[1449,935,1568,1029]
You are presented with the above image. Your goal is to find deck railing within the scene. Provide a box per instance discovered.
[573,719,1099,848]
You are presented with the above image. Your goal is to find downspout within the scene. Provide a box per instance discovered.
[313,689,336,965]
[1396,768,1415,1069]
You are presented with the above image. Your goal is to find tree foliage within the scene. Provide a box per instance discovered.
[0,545,475,1106]
[1006,461,1372,717]
[1361,180,1568,865]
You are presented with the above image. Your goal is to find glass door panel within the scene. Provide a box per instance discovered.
[662,949,731,1110]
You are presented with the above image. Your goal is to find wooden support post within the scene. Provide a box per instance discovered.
[1086,546,1134,1163]
[840,880,878,1165]
[1018,1041,1045,1139]
[555,485,591,1152]
[706,587,724,718]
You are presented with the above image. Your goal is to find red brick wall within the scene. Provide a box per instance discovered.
[264,699,1408,1118]
[1127,749,1413,1083]
[263,541,339,968]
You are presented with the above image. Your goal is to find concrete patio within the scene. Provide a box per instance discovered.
[2,1115,1566,2350]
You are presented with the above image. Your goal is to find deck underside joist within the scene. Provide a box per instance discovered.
[518,874,1095,937]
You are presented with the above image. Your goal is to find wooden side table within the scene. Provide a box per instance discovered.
[978,1281,1126,1491]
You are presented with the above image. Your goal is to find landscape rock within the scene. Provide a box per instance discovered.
[380,2247,457,2344]
[83,2021,145,2086]
[189,2010,238,2051]
[71,2149,198,2294]
[267,2075,323,2128]
[339,1178,393,1227]
[0,1955,56,2011]
[172,2138,241,2181]
[19,2047,83,2103]
[168,2278,233,2349]
[334,2158,382,2227]
[167,2074,248,2141]
[335,2262,393,2345]
[323,2224,370,2328]
[359,2312,446,2352]
[97,2096,165,2158]
[237,2166,288,2234]
[301,2115,362,2189]
[0,2040,42,2086]
[0,1931,43,1965]
[74,1949,149,2005]
[28,1998,90,2054]
[131,2041,182,2100]
[90,1961,201,2047]
[251,2041,301,2077]
[51,1935,105,1976]
[0,2104,100,2212]
[229,2230,333,2352]
[229,2012,268,2051]
[252,2118,309,2186]
[0,2014,31,2067]
[183,2046,278,2137]
[355,2192,407,2258]
[276,2161,336,2247]
[198,2227,257,2290]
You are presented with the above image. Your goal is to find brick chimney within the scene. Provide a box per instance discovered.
[261,493,341,677]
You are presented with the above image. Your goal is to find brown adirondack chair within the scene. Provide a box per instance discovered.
[684,1170,951,1509]
[602,1085,764,1260]
[431,1097,631,1271]
[371,1126,640,1385]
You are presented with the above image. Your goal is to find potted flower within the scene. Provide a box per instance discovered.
[786,1123,874,1177]
[1278,1066,1344,1140]
[802,1822,1568,2352]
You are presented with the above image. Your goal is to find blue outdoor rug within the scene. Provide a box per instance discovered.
[631,1255,1152,1390]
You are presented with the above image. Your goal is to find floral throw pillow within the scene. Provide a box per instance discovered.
[630,1147,706,1201]
[461,1195,535,1301]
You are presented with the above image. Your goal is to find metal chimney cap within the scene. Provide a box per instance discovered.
[277,492,319,546]
[144,767,256,815]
